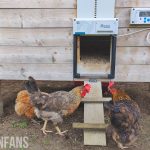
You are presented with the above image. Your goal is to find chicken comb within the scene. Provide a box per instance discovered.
[108,81,115,88]
[84,84,91,93]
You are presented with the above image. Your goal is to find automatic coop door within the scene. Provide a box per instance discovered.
[73,0,118,79]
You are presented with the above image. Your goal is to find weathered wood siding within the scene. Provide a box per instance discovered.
[0,0,75,81]
[0,0,150,81]
[115,0,150,82]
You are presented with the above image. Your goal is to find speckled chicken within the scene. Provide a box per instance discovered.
[105,81,141,149]
[24,76,91,135]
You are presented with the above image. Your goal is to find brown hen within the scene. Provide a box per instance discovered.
[105,81,141,149]
[15,90,35,118]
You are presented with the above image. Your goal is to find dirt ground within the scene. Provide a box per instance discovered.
[0,82,150,150]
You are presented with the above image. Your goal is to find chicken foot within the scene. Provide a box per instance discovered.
[41,120,53,135]
[55,126,68,136]
[125,136,138,147]
[112,131,128,149]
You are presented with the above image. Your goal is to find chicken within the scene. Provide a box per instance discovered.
[105,81,141,149]
[24,76,91,135]
[102,82,112,97]
[15,90,35,119]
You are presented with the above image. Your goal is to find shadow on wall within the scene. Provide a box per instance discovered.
[1,80,77,107]
[1,80,150,114]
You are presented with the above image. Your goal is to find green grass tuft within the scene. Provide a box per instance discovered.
[12,120,28,129]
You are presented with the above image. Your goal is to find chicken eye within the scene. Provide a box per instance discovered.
[42,96,46,98]
[35,97,39,100]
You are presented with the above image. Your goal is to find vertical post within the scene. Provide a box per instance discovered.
[0,80,3,116]
[84,81,106,145]
[77,36,80,64]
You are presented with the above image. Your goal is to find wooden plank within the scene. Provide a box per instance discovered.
[115,8,130,28]
[115,65,150,82]
[116,0,150,7]
[83,98,111,103]
[0,80,3,116]
[73,123,107,129]
[0,46,72,64]
[0,28,72,47]
[116,47,150,65]
[0,9,75,28]
[1,15,149,47]
[0,0,76,8]
[84,104,106,145]
[117,28,150,46]
[75,65,150,82]
[84,82,106,146]
[77,36,80,64]
[0,64,73,80]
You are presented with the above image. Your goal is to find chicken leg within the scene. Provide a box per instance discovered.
[31,118,42,125]
[126,135,138,147]
[41,120,53,135]
[112,131,128,149]
[55,126,68,136]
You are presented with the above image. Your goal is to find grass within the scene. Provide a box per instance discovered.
[12,120,28,129]
[42,137,51,145]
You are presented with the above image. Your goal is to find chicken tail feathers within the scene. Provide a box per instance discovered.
[24,76,39,93]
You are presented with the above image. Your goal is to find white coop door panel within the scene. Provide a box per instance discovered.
[96,0,115,18]
[77,0,116,18]
[77,0,95,18]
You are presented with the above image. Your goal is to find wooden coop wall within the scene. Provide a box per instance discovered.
[0,0,150,82]
[0,0,75,81]
[115,0,150,82]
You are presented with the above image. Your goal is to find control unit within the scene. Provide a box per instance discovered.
[73,18,118,35]
[130,8,150,24]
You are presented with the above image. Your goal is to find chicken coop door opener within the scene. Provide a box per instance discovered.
[73,0,118,79]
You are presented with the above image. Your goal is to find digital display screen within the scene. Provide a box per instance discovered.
[139,11,150,17]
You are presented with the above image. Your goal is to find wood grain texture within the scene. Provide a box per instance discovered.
[115,65,150,82]
[2,0,149,9]
[0,101,3,116]
[83,97,111,103]
[73,123,107,129]
[75,65,150,82]
[0,0,76,8]
[116,47,150,65]
[1,64,149,81]
[116,0,150,7]
[0,64,73,80]
[0,46,72,64]
[84,82,106,146]
[0,0,149,9]
[117,28,150,46]
[0,0,149,82]
[0,28,72,47]
[116,8,130,27]
[0,9,75,28]
[115,0,150,82]
[0,81,3,116]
